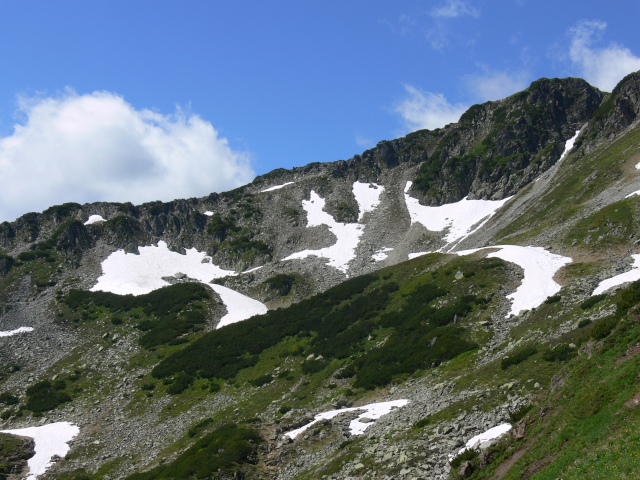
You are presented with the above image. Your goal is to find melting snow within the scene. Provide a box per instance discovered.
[404,181,511,249]
[283,191,365,274]
[456,245,572,317]
[352,181,384,221]
[210,283,268,328]
[636,162,640,170]
[372,247,393,262]
[558,130,581,163]
[91,241,234,295]
[91,241,267,328]
[408,251,432,260]
[0,326,34,338]
[261,182,295,193]
[449,423,512,461]
[1,422,79,480]
[592,254,640,296]
[84,215,105,225]
[626,190,640,199]
[285,399,409,439]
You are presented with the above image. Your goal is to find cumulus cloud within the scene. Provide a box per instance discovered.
[0,90,254,222]
[430,0,479,19]
[568,20,640,92]
[465,68,530,101]
[394,85,468,133]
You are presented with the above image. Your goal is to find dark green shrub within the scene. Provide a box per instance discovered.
[578,319,592,328]
[413,417,431,429]
[278,405,291,415]
[167,372,193,395]
[545,295,561,304]
[25,380,71,413]
[0,392,18,405]
[188,417,214,438]
[264,274,296,296]
[509,404,533,423]
[543,344,576,362]
[249,374,273,387]
[501,346,537,370]
[141,383,155,391]
[590,316,619,340]
[450,447,478,469]
[301,359,329,375]
[580,294,606,310]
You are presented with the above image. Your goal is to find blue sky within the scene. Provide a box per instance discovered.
[1,0,639,221]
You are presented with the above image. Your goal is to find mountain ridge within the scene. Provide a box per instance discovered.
[1,72,640,480]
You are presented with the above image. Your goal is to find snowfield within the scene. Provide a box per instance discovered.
[404,181,511,249]
[0,326,34,338]
[1,422,79,480]
[92,241,235,295]
[449,423,512,460]
[283,191,364,273]
[592,254,640,296]
[457,245,572,316]
[83,214,105,225]
[283,183,385,273]
[352,181,384,221]
[285,399,409,439]
[91,241,267,328]
[260,181,295,192]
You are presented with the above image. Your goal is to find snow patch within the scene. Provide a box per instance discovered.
[404,181,511,249]
[204,211,214,216]
[372,247,393,262]
[558,130,581,163]
[91,241,267,328]
[636,161,640,170]
[84,215,105,225]
[283,191,365,274]
[592,254,640,296]
[0,326,34,338]
[626,190,640,199]
[285,400,409,439]
[449,423,512,461]
[1,422,79,480]
[91,241,234,295]
[408,251,432,260]
[210,283,268,328]
[261,182,294,193]
[456,245,572,317]
[352,181,384,221]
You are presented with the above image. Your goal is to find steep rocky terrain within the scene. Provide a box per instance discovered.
[1,73,640,479]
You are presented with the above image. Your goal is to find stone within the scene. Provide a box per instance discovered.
[457,461,474,477]
[455,271,464,280]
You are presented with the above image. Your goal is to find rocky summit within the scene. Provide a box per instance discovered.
[2,72,640,480]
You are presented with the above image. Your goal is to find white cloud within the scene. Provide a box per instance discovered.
[568,20,640,92]
[394,85,468,132]
[430,0,479,19]
[465,68,530,102]
[0,90,254,222]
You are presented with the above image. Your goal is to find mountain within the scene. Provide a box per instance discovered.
[1,72,640,480]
